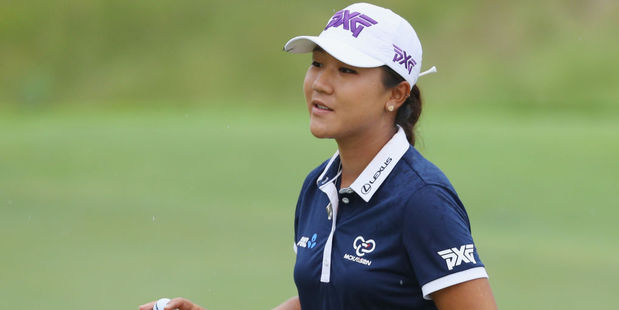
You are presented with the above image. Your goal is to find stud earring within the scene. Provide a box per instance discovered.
[387,105,394,112]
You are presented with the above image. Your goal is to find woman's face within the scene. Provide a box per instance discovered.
[303,49,392,141]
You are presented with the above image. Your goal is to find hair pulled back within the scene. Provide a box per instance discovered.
[380,66,423,146]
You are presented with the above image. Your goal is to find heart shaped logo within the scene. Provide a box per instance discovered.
[353,236,376,257]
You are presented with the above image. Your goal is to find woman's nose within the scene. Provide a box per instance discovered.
[312,69,334,94]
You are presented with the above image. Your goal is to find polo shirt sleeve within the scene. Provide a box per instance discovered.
[402,184,488,300]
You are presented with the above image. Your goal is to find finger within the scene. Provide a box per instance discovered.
[166,297,205,310]
[138,301,156,310]
[164,298,188,310]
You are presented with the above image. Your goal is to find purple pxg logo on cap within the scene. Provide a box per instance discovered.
[324,10,378,38]
[392,44,417,74]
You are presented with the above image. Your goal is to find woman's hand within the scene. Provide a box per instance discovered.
[138,297,206,310]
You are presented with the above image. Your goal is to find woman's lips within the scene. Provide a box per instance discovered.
[311,100,333,115]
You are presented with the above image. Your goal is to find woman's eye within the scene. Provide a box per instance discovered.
[311,61,321,67]
[339,67,357,74]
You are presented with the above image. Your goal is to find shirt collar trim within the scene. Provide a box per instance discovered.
[316,126,410,202]
[316,150,341,188]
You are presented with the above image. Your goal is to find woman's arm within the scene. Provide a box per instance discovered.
[431,278,497,310]
[138,297,205,310]
[272,296,301,310]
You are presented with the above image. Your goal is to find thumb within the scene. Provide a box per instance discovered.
[138,301,156,310]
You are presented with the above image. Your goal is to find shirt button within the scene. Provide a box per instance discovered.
[342,197,350,204]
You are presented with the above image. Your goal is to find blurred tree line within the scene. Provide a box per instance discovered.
[1,0,617,110]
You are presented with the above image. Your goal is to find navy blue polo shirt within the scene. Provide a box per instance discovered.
[293,127,488,310]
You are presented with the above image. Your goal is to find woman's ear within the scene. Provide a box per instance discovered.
[385,81,411,112]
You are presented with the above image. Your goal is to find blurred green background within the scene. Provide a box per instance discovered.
[1,0,618,309]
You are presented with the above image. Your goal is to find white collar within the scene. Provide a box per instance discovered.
[316,126,410,202]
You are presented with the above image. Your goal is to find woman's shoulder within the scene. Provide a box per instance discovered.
[398,146,457,191]
[395,147,468,217]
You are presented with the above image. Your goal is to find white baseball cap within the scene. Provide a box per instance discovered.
[284,2,436,88]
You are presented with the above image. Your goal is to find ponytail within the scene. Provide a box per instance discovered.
[381,66,423,145]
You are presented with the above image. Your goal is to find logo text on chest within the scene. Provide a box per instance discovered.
[297,233,318,249]
[343,253,372,266]
[343,235,376,266]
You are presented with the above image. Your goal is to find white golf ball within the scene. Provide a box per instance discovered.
[153,298,170,310]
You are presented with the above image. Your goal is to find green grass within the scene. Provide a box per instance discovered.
[2,0,618,107]
[2,0,617,306]
[1,105,618,309]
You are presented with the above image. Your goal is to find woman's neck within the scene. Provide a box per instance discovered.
[336,124,397,189]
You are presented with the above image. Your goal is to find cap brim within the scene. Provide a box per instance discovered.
[284,35,383,68]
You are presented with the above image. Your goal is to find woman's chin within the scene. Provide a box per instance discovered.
[309,124,333,139]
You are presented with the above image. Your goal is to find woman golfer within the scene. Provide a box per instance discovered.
[139,3,497,310]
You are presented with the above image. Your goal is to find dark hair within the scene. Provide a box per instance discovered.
[380,66,423,145]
